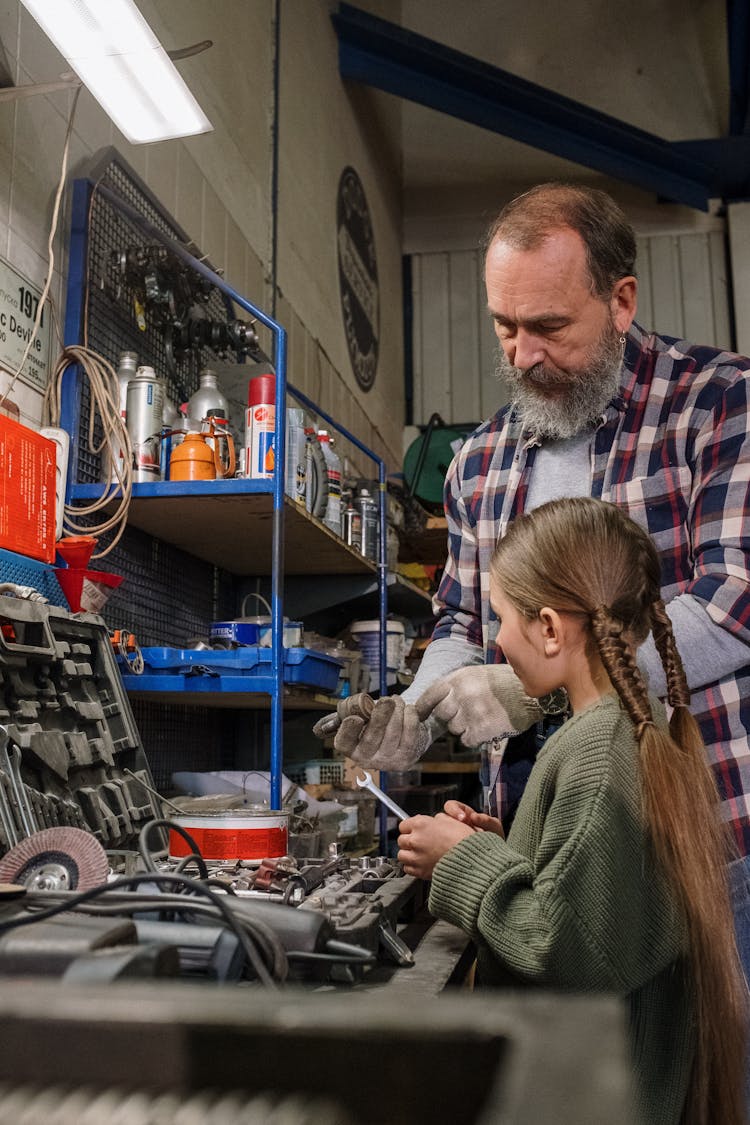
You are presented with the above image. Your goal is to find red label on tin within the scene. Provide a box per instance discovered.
[169,825,288,861]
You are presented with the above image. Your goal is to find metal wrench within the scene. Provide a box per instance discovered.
[355,769,409,821]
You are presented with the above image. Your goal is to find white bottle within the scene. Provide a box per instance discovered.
[317,430,342,535]
[110,351,138,482]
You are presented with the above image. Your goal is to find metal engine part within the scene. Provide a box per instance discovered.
[0,1085,353,1125]
[0,826,109,891]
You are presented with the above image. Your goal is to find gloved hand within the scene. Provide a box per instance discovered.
[414,664,542,748]
[333,695,431,771]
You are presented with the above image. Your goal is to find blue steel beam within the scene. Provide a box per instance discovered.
[331,4,720,211]
[727,0,750,135]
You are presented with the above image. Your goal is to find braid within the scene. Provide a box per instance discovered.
[650,598,691,709]
[590,606,653,734]
[491,498,747,1125]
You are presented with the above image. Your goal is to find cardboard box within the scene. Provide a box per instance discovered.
[0,415,56,563]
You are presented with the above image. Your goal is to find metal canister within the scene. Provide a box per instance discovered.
[355,488,379,561]
[126,366,165,483]
[343,503,362,551]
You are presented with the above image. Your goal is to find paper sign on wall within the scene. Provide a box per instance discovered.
[0,257,51,394]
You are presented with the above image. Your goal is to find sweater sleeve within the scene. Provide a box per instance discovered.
[428,706,684,992]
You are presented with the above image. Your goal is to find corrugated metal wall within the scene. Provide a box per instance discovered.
[409,230,732,427]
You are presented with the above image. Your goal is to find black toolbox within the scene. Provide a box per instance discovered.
[0,593,159,854]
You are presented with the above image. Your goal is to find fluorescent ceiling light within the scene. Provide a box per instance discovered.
[19,0,212,144]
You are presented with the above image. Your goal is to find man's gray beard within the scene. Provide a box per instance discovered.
[495,328,624,441]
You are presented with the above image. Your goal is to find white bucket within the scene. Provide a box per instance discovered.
[349,620,406,693]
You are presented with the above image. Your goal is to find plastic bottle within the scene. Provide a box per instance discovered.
[317,430,342,535]
[285,408,307,503]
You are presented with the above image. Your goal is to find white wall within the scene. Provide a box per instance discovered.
[0,0,406,473]
[409,215,732,428]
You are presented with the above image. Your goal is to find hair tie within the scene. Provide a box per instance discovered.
[635,719,655,739]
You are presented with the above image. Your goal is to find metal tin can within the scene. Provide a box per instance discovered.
[343,505,362,551]
[355,489,379,561]
[126,367,165,483]
[168,810,289,861]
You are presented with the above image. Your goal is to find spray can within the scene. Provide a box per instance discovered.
[318,430,342,536]
[355,488,379,561]
[343,501,362,551]
[126,366,165,483]
[285,408,307,503]
[245,373,276,479]
[109,350,138,482]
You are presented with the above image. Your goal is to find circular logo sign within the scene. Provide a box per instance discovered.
[337,166,379,392]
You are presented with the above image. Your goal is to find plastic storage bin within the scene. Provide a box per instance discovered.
[348,619,406,693]
[121,646,343,694]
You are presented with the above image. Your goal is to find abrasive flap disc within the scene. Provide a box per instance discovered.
[0,827,109,891]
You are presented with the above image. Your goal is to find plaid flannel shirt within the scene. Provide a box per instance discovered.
[433,321,750,855]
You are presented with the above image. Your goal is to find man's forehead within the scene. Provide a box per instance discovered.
[485,230,596,315]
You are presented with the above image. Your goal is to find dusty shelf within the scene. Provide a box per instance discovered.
[69,481,377,576]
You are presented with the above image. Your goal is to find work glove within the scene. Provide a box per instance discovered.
[333,695,431,771]
[414,664,543,748]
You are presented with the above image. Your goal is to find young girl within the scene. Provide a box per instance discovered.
[398,497,747,1125]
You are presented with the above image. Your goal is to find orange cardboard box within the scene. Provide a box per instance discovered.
[0,415,56,563]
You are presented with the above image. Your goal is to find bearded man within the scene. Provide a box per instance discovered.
[332,182,750,973]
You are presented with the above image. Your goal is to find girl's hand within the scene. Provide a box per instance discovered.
[443,799,505,838]
[397,812,475,879]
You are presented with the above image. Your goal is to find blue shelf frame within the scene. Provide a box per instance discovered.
[62,175,389,825]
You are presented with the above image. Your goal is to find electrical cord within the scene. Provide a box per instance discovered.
[42,343,134,557]
[138,819,208,880]
[22,886,289,983]
[0,872,282,987]
[0,87,80,410]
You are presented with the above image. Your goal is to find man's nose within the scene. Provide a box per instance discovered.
[507,329,545,371]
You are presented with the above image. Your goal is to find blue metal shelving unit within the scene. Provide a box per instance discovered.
[62,174,389,825]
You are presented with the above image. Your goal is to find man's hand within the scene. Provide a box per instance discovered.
[332,695,430,770]
[414,664,542,748]
[398,812,475,879]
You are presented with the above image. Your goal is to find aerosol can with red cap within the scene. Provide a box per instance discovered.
[245,372,275,478]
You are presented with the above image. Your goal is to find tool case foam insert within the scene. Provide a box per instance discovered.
[0,594,160,854]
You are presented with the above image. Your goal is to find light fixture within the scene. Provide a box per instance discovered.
[18,0,213,144]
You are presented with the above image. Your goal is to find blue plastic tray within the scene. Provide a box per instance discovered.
[124,646,343,694]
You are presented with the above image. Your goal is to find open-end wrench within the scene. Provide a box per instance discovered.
[355,769,409,821]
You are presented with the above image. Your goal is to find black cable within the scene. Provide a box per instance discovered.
[1,873,281,987]
[138,819,209,881]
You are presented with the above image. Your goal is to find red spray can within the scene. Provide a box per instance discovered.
[245,373,276,478]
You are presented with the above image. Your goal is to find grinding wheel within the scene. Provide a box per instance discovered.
[0,827,109,891]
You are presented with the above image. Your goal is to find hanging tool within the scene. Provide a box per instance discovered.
[355,770,409,822]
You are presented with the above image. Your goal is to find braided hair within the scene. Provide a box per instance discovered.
[490,497,746,1125]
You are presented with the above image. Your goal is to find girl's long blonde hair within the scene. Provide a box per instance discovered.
[491,496,747,1125]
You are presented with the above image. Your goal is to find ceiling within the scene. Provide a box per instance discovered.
[332,0,739,241]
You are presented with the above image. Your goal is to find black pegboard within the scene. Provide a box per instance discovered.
[130,701,237,793]
[65,151,266,786]
[74,150,245,485]
[101,524,235,648]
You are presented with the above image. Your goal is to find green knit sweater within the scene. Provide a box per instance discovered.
[429,694,695,1125]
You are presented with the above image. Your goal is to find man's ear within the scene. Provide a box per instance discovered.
[611,276,637,334]
[538,607,563,657]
